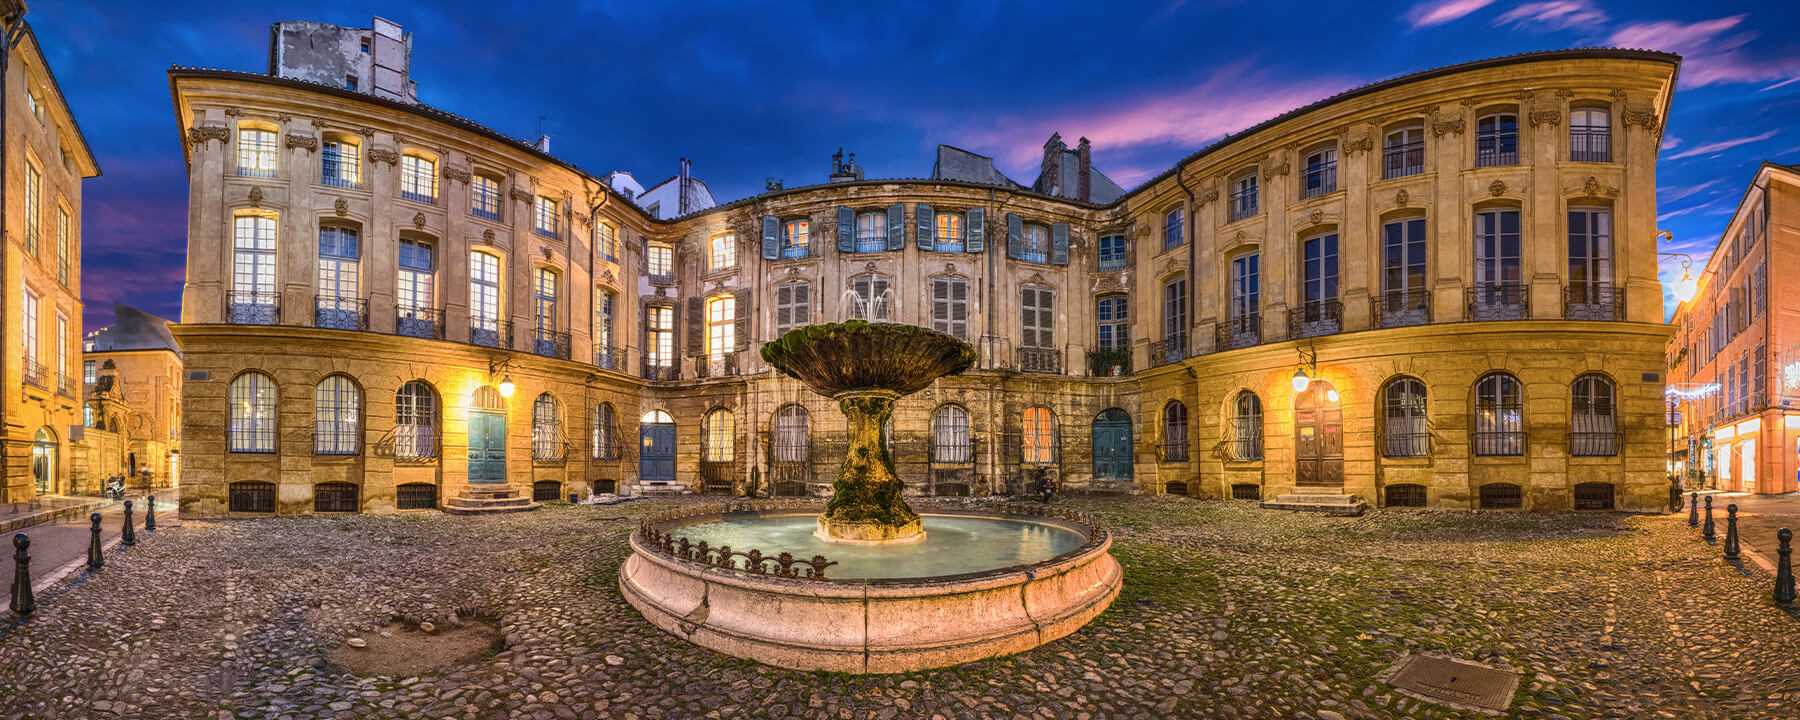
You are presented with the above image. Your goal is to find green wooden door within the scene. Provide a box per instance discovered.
[468,410,506,484]
[1092,409,1133,482]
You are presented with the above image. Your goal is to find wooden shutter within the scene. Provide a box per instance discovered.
[1040,288,1054,346]
[837,206,854,253]
[966,207,984,253]
[1051,223,1070,266]
[734,288,750,351]
[886,204,904,251]
[794,282,810,325]
[916,204,934,251]
[685,296,703,356]
[1006,213,1023,260]
[931,278,948,332]
[775,284,792,333]
[1021,287,1037,349]
[951,278,968,339]
[762,215,779,260]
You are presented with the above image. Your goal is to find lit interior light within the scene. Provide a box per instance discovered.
[1326,388,1340,403]
[497,375,515,398]
[1291,368,1311,393]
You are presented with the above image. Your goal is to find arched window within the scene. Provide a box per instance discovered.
[320,133,360,188]
[236,124,278,177]
[1473,373,1524,456]
[1569,105,1610,162]
[229,372,277,453]
[1163,401,1189,462]
[642,409,672,424]
[1381,377,1428,458]
[532,393,562,461]
[395,381,437,459]
[314,375,360,455]
[1301,143,1337,198]
[399,152,437,202]
[1229,171,1259,221]
[592,402,617,460]
[1475,112,1519,167]
[1571,374,1617,457]
[1229,391,1262,461]
[773,405,809,463]
[703,409,735,462]
[1022,406,1057,465]
[932,405,971,463]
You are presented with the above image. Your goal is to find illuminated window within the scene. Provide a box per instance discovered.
[316,226,361,330]
[23,161,39,255]
[1382,377,1428,458]
[534,196,558,237]
[321,137,360,188]
[595,222,617,262]
[534,268,558,335]
[231,214,278,324]
[1230,392,1263,461]
[933,405,971,463]
[935,213,964,252]
[706,294,735,357]
[400,154,436,203]
[595,289,617,363]
[237,128,278,178]
[1473,373,1524,456]
[709,233,737,270]
[395,381,437,459]
[592,403,617,460]
[532,394,562,461]
[855,211,885,252]
[469,251,502,346]
[21,289,37,368]
[229,372,277,453]
[646,305,675,368]
[781,219,809,258]
[396,239,435,337]
[314,375,361,455]
[56,207,69,286]
[472,175,501,220]
[1022,406,1057,465]
[648,243,673,281]
[703,409,735,462]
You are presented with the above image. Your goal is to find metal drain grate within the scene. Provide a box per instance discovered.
[1385,654,1520,713]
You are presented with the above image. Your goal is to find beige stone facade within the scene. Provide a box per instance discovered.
[170,48,1679,517]
[76,342,183,494]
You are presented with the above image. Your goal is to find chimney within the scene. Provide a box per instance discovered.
[1041,133,1065,195]
[1077,137,1092,202]
[533,134,551,154]
[829,148,864,182]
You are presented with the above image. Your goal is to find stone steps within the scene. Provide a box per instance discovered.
[441,490,541,515]
[636,483,693,497]
[1261,490,1369,516]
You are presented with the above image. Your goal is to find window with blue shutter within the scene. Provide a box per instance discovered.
[886,204,904,251]
[916,203,934,251]
[762,215,779,260]
[966,207,984,253]
[1051,223,1070,266]
[1006,213,1023,260]
[837,206,854,253]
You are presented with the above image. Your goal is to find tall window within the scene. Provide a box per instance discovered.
[1475,113,1519,167]
[469,251,502,346]
[532,394,562,461]
[1301,233,1339,313]
[316,226,361,329]
[646,305,675,368]
[55,313,66,378]
[595,289,617,358]
[395,381,436,459]
[706,294,735,357]
[1098,234,1125,271]
[781,219,810,259]
[1162,401,1189,462]
[1382,377,1428,457]
[592,403,617,460]
[314,375,360,455]
[1163,208,1183,251]
[232,214,278,323]
[775,280,811,335]
[855,211,885,253]
[1230,392,1262,461]
[1019,223,1050,263]
[534,196,558,237]
[1301,146,1337,198]
[534,268,558,336]
[1569,107,1611,162]
[1227,255,1257,342]
[703,409,734,462]
[851,273,892,322]
[1229,173,1258,222]
[321,137,360,187]
[647,243,673,281]
[709,233,737,270]
[1022,407,1057,465]
[1096,295,1128,350]
[400,154,436,203]
[237,127,278,177]
[21,289,37,367]
[1571,374,1617,457]
[1379,218,1428,326]
[595,222,618,263]
[472,175,501,220]
[1021,285,1054,349]
[1567,207,1614,318]
[83,360,95,385]
[931,275,968,340]
[1474,209,1524,318]
[1473,373,1524,456]
[1384,124,1424,179]
[52,206,70,285]
[932,405,971,463]
[229,372,277,453]
[935,213,964,252]
[396,239,435,337]
[773,405,809,463]
[23,161,39,255]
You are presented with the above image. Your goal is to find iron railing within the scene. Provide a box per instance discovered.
[1097,251,1126,272]
[314,429,360,456]
[56,373,77,399]
[469,318,512,349]
[228,481,276,512]
[236,166,277,179]
[472,206,501,222]
[315,295,368,331]
[22,358,49,390]
[1220,419,1263,462]
[1570,431,1620,457]
[1383,140,1424,179]
[641,356,679,381]
[695,353,740,379]
[1229,187,1258,222]
[1372,289,1432,329]
[592,438,619,461]
[1162,434,1189,462]
[396,305,445,340]
[228,291,281,325]
[593,345,626,372]
[1149,333,1188,367]
[1216,314,1261,351]
[1473,430,1525,457]
[1301,161,1337,198]
[1382,428,1430,458]
[1564,284,1623,321]
[532,438,570,464]
[392,428,437,461]
[930,438,977,465]
[396,483,438,510]
[1018,347,1060,374]
[648,270,675,285]
[1570,128,1612,163]
[533,328,572,360]
[700,462,735,494]
[400,189,436,204]
[1288,300,1342,339]
[1466,284,1527,322]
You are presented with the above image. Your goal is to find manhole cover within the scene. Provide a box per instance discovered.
[1384,654,1519,713]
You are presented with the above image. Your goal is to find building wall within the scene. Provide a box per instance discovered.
[77,348,183,489]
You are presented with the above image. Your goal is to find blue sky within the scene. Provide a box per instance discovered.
[34,0,1800,330]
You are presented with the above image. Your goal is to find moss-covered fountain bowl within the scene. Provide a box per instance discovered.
[760,321,977,398]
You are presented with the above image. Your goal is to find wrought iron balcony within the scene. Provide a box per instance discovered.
[593,345,625,372]
[56,373,77,399]
[1466,284,1528,322]
[400,189,436,204]
[930,438,978,465]
[396,305,445,340]
[1216,314,1261,351]
[1570,431,1620,457]
[22,358,49,391]
[640,356,680,381]
[1570,129,1612,163]
[1017,347,1060,375]
[1372,289,1431,329]
[1288,300,1342,339]
[1383,141,1423,179]
[1301,161,1337,198]
[1564,283,1622,321]
[533,328,572,360]
[472,206,501,222]
[315,295,368,331]
[648,271,675,285]
[1228,189,1258,222]
[228,291,281,325]
[695,352,740,379]
[1149,333,1189,367]
[469,318,513,349]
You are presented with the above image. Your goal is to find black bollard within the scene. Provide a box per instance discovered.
[569,493,578,504]
[121,500,136,547]
[1703,496,1716,542]
[1776,528,1795,607]
[1724,504,1740,560]
[145,495,156,532]
[10,533,34,616]
[1688,492,1699,527]
[87,513,104,569]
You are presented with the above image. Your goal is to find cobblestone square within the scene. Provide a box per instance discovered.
[3,497,1797,720]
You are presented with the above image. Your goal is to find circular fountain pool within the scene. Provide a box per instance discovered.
[671,514,1087,579]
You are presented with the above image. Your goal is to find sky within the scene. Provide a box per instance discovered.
[33,0,1800,332]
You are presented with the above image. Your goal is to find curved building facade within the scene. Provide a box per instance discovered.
[169,45,1679,516]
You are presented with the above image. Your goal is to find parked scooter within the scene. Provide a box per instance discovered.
[101,475,126,500]
[1035,468,1056,504]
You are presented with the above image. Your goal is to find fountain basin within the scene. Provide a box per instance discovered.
[619,502,1123,673]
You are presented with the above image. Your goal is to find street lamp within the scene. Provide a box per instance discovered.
[1292,345,1318,394]
[488,357,516,397]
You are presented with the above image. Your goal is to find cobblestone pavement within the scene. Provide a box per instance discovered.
[2,497,1797,720]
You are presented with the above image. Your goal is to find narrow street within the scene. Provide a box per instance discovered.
[3,492,179,595]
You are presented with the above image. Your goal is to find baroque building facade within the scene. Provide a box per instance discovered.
[168,34,1680,517]
[76,303,184,494]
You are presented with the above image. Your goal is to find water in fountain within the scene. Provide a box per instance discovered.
[835,289,898,323]
[673,514,1084,579]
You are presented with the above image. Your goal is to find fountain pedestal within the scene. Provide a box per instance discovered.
[817,390,922,544]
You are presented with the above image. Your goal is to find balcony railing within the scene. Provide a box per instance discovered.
[593,345,625,372]
[1149,333,1188,368]
[400,189,436,204]
[396,305,445,340]
[1383,141,1424,179]
[472,205,500,222]
[1229,189,1258,222]
[854,234,886,253]
[1466,284,1527,322]
[236,166,277,179]
[1017,347,1060,374]
[779,244,811,260]
[1221,420,1262,462]
[1097,252,1125,272]
[319,168,361,189]
[1564,284,1622,321]
[1570,129,1612,163]
[1288,300,1342,339]
[469,318,513,349]
[22,358,49,391]
[1216,314,1261,351]
[56,373,76,399]
[228,291,281,325]
[695,352,740,379]
[930,438,977,465]
[533,328,572,360]
[315,295,368,331]
[641,356,679,381]
[1372,289,1432,329]
[648,270,674,284]
[1475,142,1518,168]
[1301,161,1337,198]
[1570,431,1620,457]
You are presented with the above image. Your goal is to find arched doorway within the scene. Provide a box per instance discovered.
[1091,408,1133,482]
[640,409,676,487]
[1295,380,1344,486]
[467,386,507,484]
[32,428,58,495]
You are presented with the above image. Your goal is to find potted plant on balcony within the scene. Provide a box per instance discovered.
[1087,347,1130,377]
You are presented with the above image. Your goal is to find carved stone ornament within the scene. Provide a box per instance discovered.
[393,135,408,147]
[1234,231,1247,243]
[1026,272,1048,286]
[1266,155,1291,177]
[357,126,375,137]
[1581,176,1619,198]
[334,198,348,217]
[864,262,878,273]
[1394,189,1409,207]
[248,186,263,207]
[312,116,328,128]
[1555,88,1575,98]
[1308,209,1323,226]
[189,125,230,145]
[944,263,956,273]
[1622,108,1659,133]
[1342,133,1374,157]
[285,133,318,153]
[367,148,399,166]
[1610,88,1630,101]
[541,246,552,260]
[224,106,241,117]
[1488,180,1507,197]
[601,269,616,284]
[1431,112,1466,138]
[412,212,427,230]
[509,187,534,204]
[276,112,292,123]
[1458,98,1480,107]
[443,166,472,184]
[1529,109,1560,128]
[1197,188,1219,206]
[482,229,495,245]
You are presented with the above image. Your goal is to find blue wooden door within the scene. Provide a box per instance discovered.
[1092,409,1133,482]
[640,422,676,484]
[467,410,506,484]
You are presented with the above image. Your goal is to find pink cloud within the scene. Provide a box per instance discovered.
[1405,0,1497,28]
[1609,16,1800,87]
[1494,1,1606,30]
